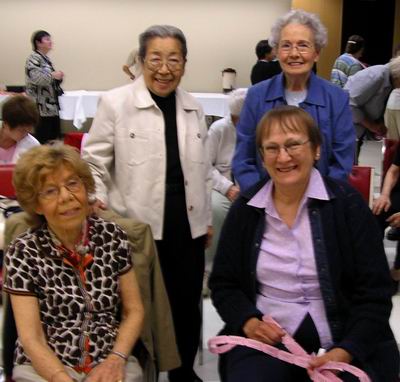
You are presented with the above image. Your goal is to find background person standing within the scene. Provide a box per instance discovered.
[25,30,64,144]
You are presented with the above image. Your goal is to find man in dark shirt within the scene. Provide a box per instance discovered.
[250,39,282,85]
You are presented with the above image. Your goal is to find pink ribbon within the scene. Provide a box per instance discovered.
[208,316,371,382]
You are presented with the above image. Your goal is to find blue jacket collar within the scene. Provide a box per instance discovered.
[264,71,325,107]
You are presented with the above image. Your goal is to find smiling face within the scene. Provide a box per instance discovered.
[142,37,185,97]
[260,122,319,193]
[277,23,319,79]
[35,164,89,244]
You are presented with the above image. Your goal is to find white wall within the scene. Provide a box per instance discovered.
[0,0,291,92]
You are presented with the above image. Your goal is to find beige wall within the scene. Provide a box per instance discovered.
[0,0,291,92]
[394,0,400,53]
[291,0,343,79]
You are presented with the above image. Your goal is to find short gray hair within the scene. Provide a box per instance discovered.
[228,88,248,117]
[269,9,328,52]
[389,55,400,81]
[138,25,187,61]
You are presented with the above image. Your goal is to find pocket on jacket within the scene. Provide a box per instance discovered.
[187,131,205,164]
[116,130,159,166]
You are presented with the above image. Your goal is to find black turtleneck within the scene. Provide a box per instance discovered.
[150,91,184,186]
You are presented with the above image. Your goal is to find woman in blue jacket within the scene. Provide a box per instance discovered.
[232,9,355,191]
[210,106,398,382]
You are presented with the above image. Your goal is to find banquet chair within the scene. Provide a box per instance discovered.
[0,165,16,198]
[348,165,374,208]
[63,131,85,151]
[382,138,399,183]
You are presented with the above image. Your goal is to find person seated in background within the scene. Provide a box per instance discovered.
[233,9,355,193]
[209,105,399,382]
[206,88,247,272]
[250,40,282,85]
[344,56,400,162]
[122,48,142,81]
[330,34,366,88]
[3,144,144,382]
[372,142,400,286]
[0,95,40,164]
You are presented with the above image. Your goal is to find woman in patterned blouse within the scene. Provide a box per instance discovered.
[4,144,144,382]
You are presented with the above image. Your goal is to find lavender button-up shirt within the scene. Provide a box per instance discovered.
[248,168,333,348]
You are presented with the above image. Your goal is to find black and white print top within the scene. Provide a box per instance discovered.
[4,215,132,371]
[25,51,61,117]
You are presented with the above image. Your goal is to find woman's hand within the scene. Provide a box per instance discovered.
[372,194,391,215]
[51,71,64,80]
[387,212,400,227]
[307,348,353,377]
[85,355,125,382]
[243,317,285,345]
[89,198,107,215]
[205,225,213,249]
[226,185,240,202]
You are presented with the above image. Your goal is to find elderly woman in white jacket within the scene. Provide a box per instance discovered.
[82,25,212,382]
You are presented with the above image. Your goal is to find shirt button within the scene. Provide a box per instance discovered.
[184,180,188,186]
[188,205,194,211]
[255,243,260,248]
[130,132,135,138]
[197,133,201,138]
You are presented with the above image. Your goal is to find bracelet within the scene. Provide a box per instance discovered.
[109,350,128,361]
[50,368,67,382]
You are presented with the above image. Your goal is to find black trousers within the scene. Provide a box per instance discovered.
[156,189,205,381]
[35,115,61,144]
[220,314,360,382]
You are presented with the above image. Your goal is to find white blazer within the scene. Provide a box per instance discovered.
[82,76,212,240]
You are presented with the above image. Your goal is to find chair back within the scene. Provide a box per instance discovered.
[0,164,16,198]
[382,138,399,181]
[348,165,374,207]
[64,132,85,151]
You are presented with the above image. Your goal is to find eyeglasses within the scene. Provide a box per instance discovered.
[38,177,83,200]
[278,42,314,54]
[260,139,310,158]
[144,57,185,72]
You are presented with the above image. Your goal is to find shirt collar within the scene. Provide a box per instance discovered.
[264,71,325,107]
[247,168,330,211]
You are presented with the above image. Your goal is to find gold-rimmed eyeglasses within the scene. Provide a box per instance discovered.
[278,42,314,54]
[38,177,83,200]
[144,57,185,72]
[260,139,310,158]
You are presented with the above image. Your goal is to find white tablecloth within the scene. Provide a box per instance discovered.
[2,91,230,129]
[59,90,229,129]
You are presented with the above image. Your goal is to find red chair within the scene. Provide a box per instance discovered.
[64,132,85,151]
[382,138,399,183]
[0,164,16,198]
[348,165,374,207]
